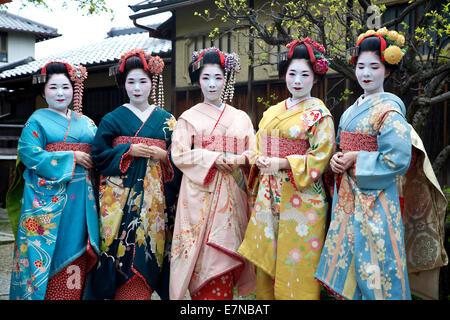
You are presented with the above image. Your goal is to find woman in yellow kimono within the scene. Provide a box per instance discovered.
[238,38,335,300]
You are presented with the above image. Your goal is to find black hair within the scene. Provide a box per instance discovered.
[115,55,153,88]
[278,44,325,82]
[34,62,74,95]
[355,36,401,74]
[188,50,225,85]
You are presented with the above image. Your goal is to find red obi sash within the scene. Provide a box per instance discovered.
[339,131,378,152]
[261,135,310,158]
[45,142,92,153]
[112,136,166,150]
[193,134,246,154]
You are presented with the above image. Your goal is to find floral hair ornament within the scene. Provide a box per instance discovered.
[282,38,329,75]
[348,28,406,65]
[69,64,88,115]
[147,54,166,109]
[191,47,241,103]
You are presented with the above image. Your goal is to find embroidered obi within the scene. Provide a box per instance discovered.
[339,131,378,152]
[260,135,310,158]
[112,136,166,150]
[45,142,92,153]
[193,134,246,155]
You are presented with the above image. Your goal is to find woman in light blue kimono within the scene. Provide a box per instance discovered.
[315,29,448,300]
[6,62,100,300]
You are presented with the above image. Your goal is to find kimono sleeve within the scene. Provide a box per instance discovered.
[355,111,411,190]
[170,117,221,186]
[91,115,132,176]
[286,115,335,190]
[18,120,75,182]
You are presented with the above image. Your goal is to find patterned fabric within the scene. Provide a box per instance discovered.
[315,92,413,300]
[169,103,256,300]
[90,105,181,300]
[45,142,92,154]
[191,271,234,300]
[260,135,310,157]
[7,109,100,300]
[44,251,90,300]
[193,135,246,154]
[112,136,166,149]
[113,275,152,300]
[238,97,335,300]
[339,131,378,152]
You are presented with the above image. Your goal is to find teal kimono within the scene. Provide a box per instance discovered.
[315,92,412,300]
[90,105,180,300]
[8,109,100,300]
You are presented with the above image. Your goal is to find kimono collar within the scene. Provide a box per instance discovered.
[342,92,406,130]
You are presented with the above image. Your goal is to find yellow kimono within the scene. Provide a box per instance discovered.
[238,97,335,299]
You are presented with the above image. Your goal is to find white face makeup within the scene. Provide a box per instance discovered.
[285,59,314,102]
[355,51,388,96]
[44,74,73,112]
[199,64,225,107]
[125,68,152,109]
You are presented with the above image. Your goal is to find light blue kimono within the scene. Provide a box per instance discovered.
[315,92,412,300]
[8,109,100,300]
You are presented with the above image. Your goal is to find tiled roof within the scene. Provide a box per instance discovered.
[0,10,60,41]
[0,32,171,80]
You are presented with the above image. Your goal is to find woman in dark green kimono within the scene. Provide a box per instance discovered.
[90,49,180,300]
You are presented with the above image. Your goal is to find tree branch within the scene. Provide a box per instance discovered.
[433,144,450,175]
[416,90,450,106]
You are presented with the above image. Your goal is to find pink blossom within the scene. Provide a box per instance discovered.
[289,248,303,263]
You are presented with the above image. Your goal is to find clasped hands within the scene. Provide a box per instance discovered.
[214,154,246,173]
[255,155,290,174]
[129,143,168,164]
[329,151,359,174]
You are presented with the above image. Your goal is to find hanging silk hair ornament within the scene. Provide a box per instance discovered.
[69,64,88,115]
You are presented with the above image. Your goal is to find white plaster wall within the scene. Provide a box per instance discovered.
[1,31,35,65]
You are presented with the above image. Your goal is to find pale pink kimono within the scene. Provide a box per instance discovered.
[169,103,257,300]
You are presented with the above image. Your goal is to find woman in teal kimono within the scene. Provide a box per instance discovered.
[7,61,100,300]
[90,49,180,300]
[315,29,448,300]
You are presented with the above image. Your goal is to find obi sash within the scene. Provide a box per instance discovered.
[45,142,92,153]
[193,134,246,154]
[112,136,166,150]
[339,131,378,152]
[260,135,310,158]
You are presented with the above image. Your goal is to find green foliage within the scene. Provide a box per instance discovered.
[1,0,113,16]
[257,93,278,109]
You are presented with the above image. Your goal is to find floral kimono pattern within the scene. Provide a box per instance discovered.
[238,97,335,300]
[90,105,180,300]
[7,109,100,300]
[169,103,257,300]
[315,92,416,300]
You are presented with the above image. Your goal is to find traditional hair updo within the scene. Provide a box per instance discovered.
[112,49,166,108]
[278,38,329,82]
[33,62,74,94]
[115,55,152,88]
[188,49,225,85]
[355,36,401,73]
[188,47,241,103]
[350,28,406,74]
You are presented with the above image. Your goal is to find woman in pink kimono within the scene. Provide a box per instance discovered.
[169,48,256,300]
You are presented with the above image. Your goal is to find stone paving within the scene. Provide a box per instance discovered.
[0,208,13,300]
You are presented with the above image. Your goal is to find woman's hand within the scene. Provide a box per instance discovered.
[224,154,246,171]
[74,151,94,169]
[256,155,290,174]
[214,154,233,173]
[129,143,168,164]
[330,151,359,174]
